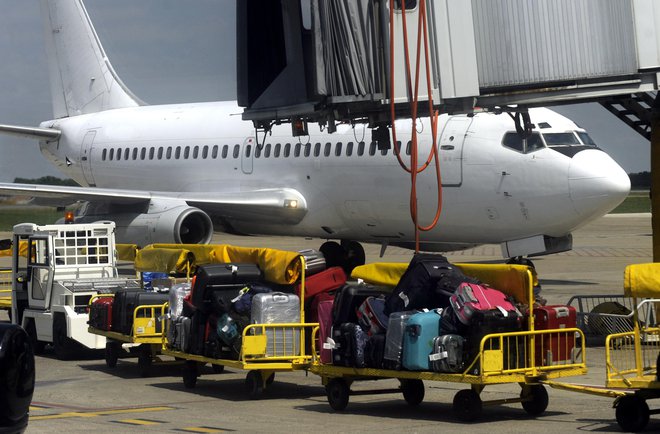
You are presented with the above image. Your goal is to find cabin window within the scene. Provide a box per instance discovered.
[502,132,544,153]
[140,148,146,160]
[265,144,271,158]
[324,142,331,157]
[193,146,199,159]
[255,144,262,158]
[335,142,343,157]
[369,142,377,156]
[245,144,252,158]
[157,147,163,160]
[175,146,181,159]
[394,0,417,10]
[212,145,218,158]
[346,142,353,156]
[184,146,190,159]
[124,148,130,160]
[406,141,412,155]
[358,141,365,156]
[314,143,321,157]
[166,147,172,159]
[132,148,138,160]
[109,148,115,160]
[233,144,240,158]
[222,145,228,159]
[284,143,291,157]
[294,143,301,157]
[304,143,311,157]
[274,143,281,158]
[102,149,107,160]
[149,147,155,160]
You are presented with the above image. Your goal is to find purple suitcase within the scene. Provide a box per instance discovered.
[450,282,518,326]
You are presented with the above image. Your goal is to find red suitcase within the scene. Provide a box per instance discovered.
[532,305,577,365]
[317,299,334,364]
[296,266,346,301]
[88,296,114,331]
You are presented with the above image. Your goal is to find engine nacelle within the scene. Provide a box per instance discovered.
[71,204,214,246]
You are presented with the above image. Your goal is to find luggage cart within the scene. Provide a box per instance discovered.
[0,269,11,313]
[160,252,320,399]
[88,295,174,377]
[308,262,588,422]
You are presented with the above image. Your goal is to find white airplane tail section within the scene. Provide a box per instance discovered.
[40,0,141,118]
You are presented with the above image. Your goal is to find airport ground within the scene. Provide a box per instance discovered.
[0,213,657,433]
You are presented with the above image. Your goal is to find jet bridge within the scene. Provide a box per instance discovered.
[237,0,660,259]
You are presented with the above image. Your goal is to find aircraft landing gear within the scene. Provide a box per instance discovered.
[319,240,366,276]
[507,256,536,269]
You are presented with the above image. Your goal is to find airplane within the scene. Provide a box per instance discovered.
[0,0,630,272]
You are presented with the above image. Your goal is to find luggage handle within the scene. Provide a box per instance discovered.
[553,306,570,318]
[429,351,448,361]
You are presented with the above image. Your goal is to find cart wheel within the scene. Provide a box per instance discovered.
[25,319,45,355]
[137,346,152,377]
[520,384,549,416]
[616,395,649,432]
[266,372,275,386]
[105,341,120,368]
[52,313,75,360]
[211,364,225,374]
[452,389,482,422]
[326,378,350,411]
[245,370,264,400]
[401,379,425,406]
[182,361,198,389]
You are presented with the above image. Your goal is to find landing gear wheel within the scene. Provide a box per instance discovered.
[319,241,346,269]
[137,345,152,377]
[325,378,350,411]
[245,370,264,400]
[52,314,75,360]
[616,395,649,432]
[401,379,425,406]
[182,361,198,389]
[211,364,225,374]
[341,240,366,275]
[520,384,549,416]
[452,389,482,422]
[25,319,45,355]
[105,340,121,368]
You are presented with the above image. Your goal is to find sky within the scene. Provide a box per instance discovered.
[0,0,651,183]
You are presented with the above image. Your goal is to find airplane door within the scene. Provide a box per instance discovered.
[26,237,54,311]
[438,117,473,186]
[241,137,255,174]
[80,130,97,186]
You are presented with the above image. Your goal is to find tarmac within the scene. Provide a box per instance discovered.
[1,213,658,433]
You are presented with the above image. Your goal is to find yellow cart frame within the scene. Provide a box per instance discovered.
[0,269,12,313]
[88,294,172,377]
[308,263,588,421]
[160,255,320,399]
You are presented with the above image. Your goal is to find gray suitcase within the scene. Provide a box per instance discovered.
[383,310,416,370]
[169,316,191,352]
[251,292,301,356]
[298,249,326,276]
[430,334,465,373]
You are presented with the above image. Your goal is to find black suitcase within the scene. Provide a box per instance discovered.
[333,284,388,327]
[463,309,523,373]
[190,264,263,313]
[113,290,168,335]
[111,288,142,334]
[364,333,386,369]
[331,323,367,368]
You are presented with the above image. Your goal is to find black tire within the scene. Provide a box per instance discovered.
[452,389,482,422]
[211,363,225,374]
[137,346,152,377]
[319,241,346,269]
[341,240,366,275]
[266,372,275,386]
[182,361,198,389]
[105,340,120,368]
[401,379,425,406]
[521,384,549,416]
[52,314,75,360]
[24,319,45,355]
[245,370,264,400]
[616,395,649,432]
[326,378,350,411]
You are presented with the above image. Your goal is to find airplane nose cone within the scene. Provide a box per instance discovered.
[568,149,630,218]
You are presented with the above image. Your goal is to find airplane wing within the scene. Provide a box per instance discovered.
[0,183,308,225]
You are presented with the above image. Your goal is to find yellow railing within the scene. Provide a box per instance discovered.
[132,303,169,338]
[0,269,12,309]
[606,327,660,388]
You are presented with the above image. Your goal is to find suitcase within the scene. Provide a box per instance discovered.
[463,308,523,373]
[430,334,465,373]
[402,310,443,371]
[383,310,417,370]
[232,283,273,315]
[168,282,191,319]
[365,333,386,369]
[296,266,346,301]
[331,323,367,367]
[251,292,301,356]
[168,315,191,352]
[333,284,389,327]
[532,305,577,365]
[298,248,327,276]
[111,288,142,334]
[88,296,114,330]
[317,299,334,364]
[190,263,263,312]
[450,282,519,326]
[357,296,389,335]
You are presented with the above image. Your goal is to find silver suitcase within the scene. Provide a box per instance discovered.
[430,334,465,373]
[251,292,301,356]
[298,249,326,276]
[383,310,416,370]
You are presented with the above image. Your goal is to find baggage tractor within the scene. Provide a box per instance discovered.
[317,299,334,364]
[89,296,114,331]
[251,292,301,356]
[383,311,417,370]
[531,305,577,365]
[430,334,465,373]
[463,308,523,373]
[111,288,141,334]
[357,296,389,335]
[331,323,367,368]
[333,284,388,327]
[298,248,326,276]
[190,263,263,313]
[450,282,518,326]
[402,310,443,371]
[364,333,386,369]
[296,266,346,302]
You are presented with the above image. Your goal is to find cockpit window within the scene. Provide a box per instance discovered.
[576,131,598,147]
[542,132,580,146]
[502,132,545,153]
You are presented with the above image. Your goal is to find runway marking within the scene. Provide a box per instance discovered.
[114,418,166,426]
[176,427,234,433]
[30,405,175,421]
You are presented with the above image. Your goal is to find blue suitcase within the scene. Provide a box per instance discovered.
[402,309,442,371]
